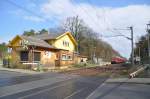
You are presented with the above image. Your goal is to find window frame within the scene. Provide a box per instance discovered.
[20,51,29,62]
[61,54,67,60]
[33,51,41,63]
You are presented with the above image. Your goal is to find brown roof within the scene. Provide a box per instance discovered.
[33,33,64,40]
[16,32,77,49]
[21,36,56,49]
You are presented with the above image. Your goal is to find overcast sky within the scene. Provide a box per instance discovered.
[0,0,150,58]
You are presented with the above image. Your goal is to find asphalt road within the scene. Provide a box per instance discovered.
[0,70,150,99]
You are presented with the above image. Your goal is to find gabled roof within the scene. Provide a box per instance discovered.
[34,32,77,45]
[9,35,56,49]
[21,36,56,49]
[33,32,63,40]
[9,32,77,49]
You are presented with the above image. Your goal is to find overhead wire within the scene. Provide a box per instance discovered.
[6,0,132,39]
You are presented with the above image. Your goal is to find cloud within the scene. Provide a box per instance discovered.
[23,16,45,22]
[40,0,150,58]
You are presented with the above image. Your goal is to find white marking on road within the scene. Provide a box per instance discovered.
[63,88,85,99]
[86,83,106,99]
[19,82,71,99]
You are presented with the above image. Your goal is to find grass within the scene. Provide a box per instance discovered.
[0,60,2,65]
[73,63,99,68]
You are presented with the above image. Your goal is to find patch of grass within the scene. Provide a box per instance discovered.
[73,63,86,68]
[73,63,98,68]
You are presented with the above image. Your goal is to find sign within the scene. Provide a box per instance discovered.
[44,51,51,58]
[135,56,140,62]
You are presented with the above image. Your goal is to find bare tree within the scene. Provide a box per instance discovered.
[61,16,121,62]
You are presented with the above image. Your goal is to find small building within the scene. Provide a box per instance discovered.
[77,55,88,63]
[8,32,82,69]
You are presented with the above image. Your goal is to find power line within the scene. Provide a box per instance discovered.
[4,0,66,30]
[5,0,45,20]
[86,0,105,29]
[85,0,126,38]
[6,0,132,41]
[70,0,103,33]
[86,0,107,27]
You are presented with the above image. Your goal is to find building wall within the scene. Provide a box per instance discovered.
[55,50,76,67]
[10,46,57,69]
[11,47,21,65]
[40,51,56,68]
[10,47,86,69]
[53,34,75,52]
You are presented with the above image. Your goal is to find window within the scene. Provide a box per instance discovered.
[62,41,69,47]
[34,52,41,62]
[20,51,28,61]
[67,42,69,47]
[61,54,67,60]
[63,41,65,46]
[61,54,72,60]
[67,55,72,60]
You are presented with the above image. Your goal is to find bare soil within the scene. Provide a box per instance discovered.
[61,64,130,77]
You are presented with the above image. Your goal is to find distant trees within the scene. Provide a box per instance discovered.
[0,43,7,60]
[134,27,150,64]
[23,29,36,36]
[134,35,149,64]
[22,29,48,36]
[38,29,48,35]
[61,16,120,61]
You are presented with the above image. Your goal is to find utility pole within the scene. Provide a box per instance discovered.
[103,26,134,66]
[75,15,79,54]
[139,46,141,65]
[129,26,134,66]
[147,23,150,64]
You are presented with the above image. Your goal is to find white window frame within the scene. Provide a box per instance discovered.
[61,54,67,60]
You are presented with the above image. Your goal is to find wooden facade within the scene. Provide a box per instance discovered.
[8,32,83,69]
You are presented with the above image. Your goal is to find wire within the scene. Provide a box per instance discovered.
[5,0,46,20]
[86,0,106,28]
[6,0,132,40]
[70,0,103,33]
[85,0,127,38]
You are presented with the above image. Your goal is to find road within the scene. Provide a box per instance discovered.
[0,70,150,99]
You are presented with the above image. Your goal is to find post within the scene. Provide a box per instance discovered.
[147,23,150,64]
[129,26,134,66]
[93,47,96,63]
[75,16,79,54]
[139,46,141,65]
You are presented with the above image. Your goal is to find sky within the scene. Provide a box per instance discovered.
[0,0,150,58]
